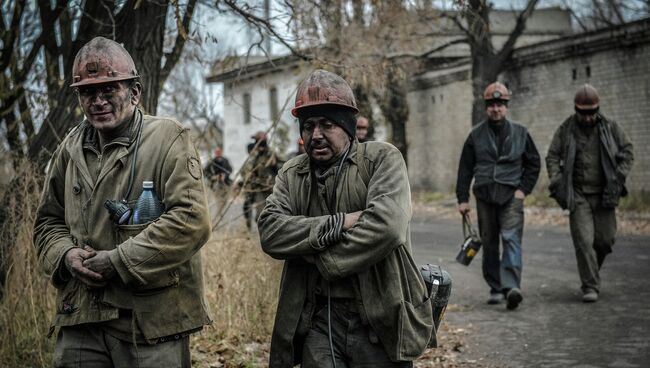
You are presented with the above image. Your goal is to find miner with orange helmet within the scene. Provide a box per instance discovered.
[33,37,211,366]
[257,69,434,367]
[456,81,540,310]
[546,84,634,303]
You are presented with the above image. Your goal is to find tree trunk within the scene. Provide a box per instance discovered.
[116,1,168,114]
[380,67,409,164]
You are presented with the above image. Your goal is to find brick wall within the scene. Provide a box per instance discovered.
[408,19,650,194]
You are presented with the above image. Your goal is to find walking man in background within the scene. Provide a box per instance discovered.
[204,146,232,188]
[240,131,280,229]
[34,37,211,367]
[456,82,540,310]
[356,116,371,143]
[258,69,433,367]
[546,84,633,303]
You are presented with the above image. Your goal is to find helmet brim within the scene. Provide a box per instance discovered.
[291,101,360,117]
[70,75,138,88]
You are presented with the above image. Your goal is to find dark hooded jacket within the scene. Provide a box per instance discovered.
[546,114,634,210]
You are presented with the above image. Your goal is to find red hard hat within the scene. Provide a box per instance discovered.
[483,82,511,101]
[291,69,359,117]
[70,37,139,88]
[574,84,599,109]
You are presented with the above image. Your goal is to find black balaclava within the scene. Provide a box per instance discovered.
[297,105,357,139]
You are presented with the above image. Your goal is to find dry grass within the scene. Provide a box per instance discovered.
[0,161,55,368]
[191,212,282,368]
[0,172,282,367]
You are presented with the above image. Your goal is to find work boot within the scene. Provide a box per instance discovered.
[506,288,523,310]
[487,292,504,305]
[582,289,598,303]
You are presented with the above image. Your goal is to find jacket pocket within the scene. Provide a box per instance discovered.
[398,296,434,359]
[115,222,152,244]
[115,222,180,293]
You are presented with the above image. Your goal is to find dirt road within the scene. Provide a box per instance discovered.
[410,212,650,368]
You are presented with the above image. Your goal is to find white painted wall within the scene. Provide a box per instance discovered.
[221,67,309,178]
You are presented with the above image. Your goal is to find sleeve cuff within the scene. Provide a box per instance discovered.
[108,248,137,286]
[314,213,344,251]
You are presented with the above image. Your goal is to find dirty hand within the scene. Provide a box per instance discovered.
[457,202,470,215]
[82,246,117,281]
[343,211,362,231]
[514,189,526,200]
[64,247,106,288]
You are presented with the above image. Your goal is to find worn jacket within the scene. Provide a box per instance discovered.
[546,114,634,210]
[241,149,280,193]
[456,119,540,204]
[258,141,434,367]
[33,109,212,340]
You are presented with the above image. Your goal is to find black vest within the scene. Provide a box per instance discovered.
[471,119,528,188]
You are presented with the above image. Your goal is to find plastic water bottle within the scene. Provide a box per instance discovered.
[132,181,164,224]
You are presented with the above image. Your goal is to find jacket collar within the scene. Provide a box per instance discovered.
[66,109,144,188]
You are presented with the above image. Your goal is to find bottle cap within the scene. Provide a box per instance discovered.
[143,181,154,189]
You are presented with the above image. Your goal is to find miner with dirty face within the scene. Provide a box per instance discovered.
[34,36,211,367]
[257,69,434,367]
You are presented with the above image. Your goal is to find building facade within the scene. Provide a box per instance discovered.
[407,18,650,193]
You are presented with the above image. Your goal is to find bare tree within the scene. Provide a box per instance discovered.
[440,0,540,125]
[0,0,198,296]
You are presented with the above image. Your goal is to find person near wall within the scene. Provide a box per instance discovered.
[545,84,634,303]
[240,131,280,230]
[204,147,233,188]
[356,116,371,143]
[455,82,541,310]
[257,69,433,367]
[33,37,211,367]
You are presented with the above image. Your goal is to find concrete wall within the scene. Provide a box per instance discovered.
[407,64,472,191]
[222,66,308,175]
[408,19,650,193]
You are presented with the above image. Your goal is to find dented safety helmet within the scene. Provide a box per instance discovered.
[70,37,139,88]
[291,69,359,117]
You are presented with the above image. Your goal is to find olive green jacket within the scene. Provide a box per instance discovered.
[546,114,634,210]
[258,141,434,367]
[33,110,212,340]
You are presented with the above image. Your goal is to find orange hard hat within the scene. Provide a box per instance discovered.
[483,82,510,101]
[70,37,139,88]
[574,84,599,109]
[291,69,359,117]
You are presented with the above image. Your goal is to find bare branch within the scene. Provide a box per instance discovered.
[0,0,27,72]
[222,0,312,61]
[386,38,469,60]
[496,0,539,64]
[160,0,198,84]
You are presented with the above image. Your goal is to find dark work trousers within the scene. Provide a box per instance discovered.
[476,197,525,295]
[302,303,413,368]
[569,191,616,293]
[53,324,191,368]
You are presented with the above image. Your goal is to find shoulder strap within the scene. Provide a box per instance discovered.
[356,142,371,187]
